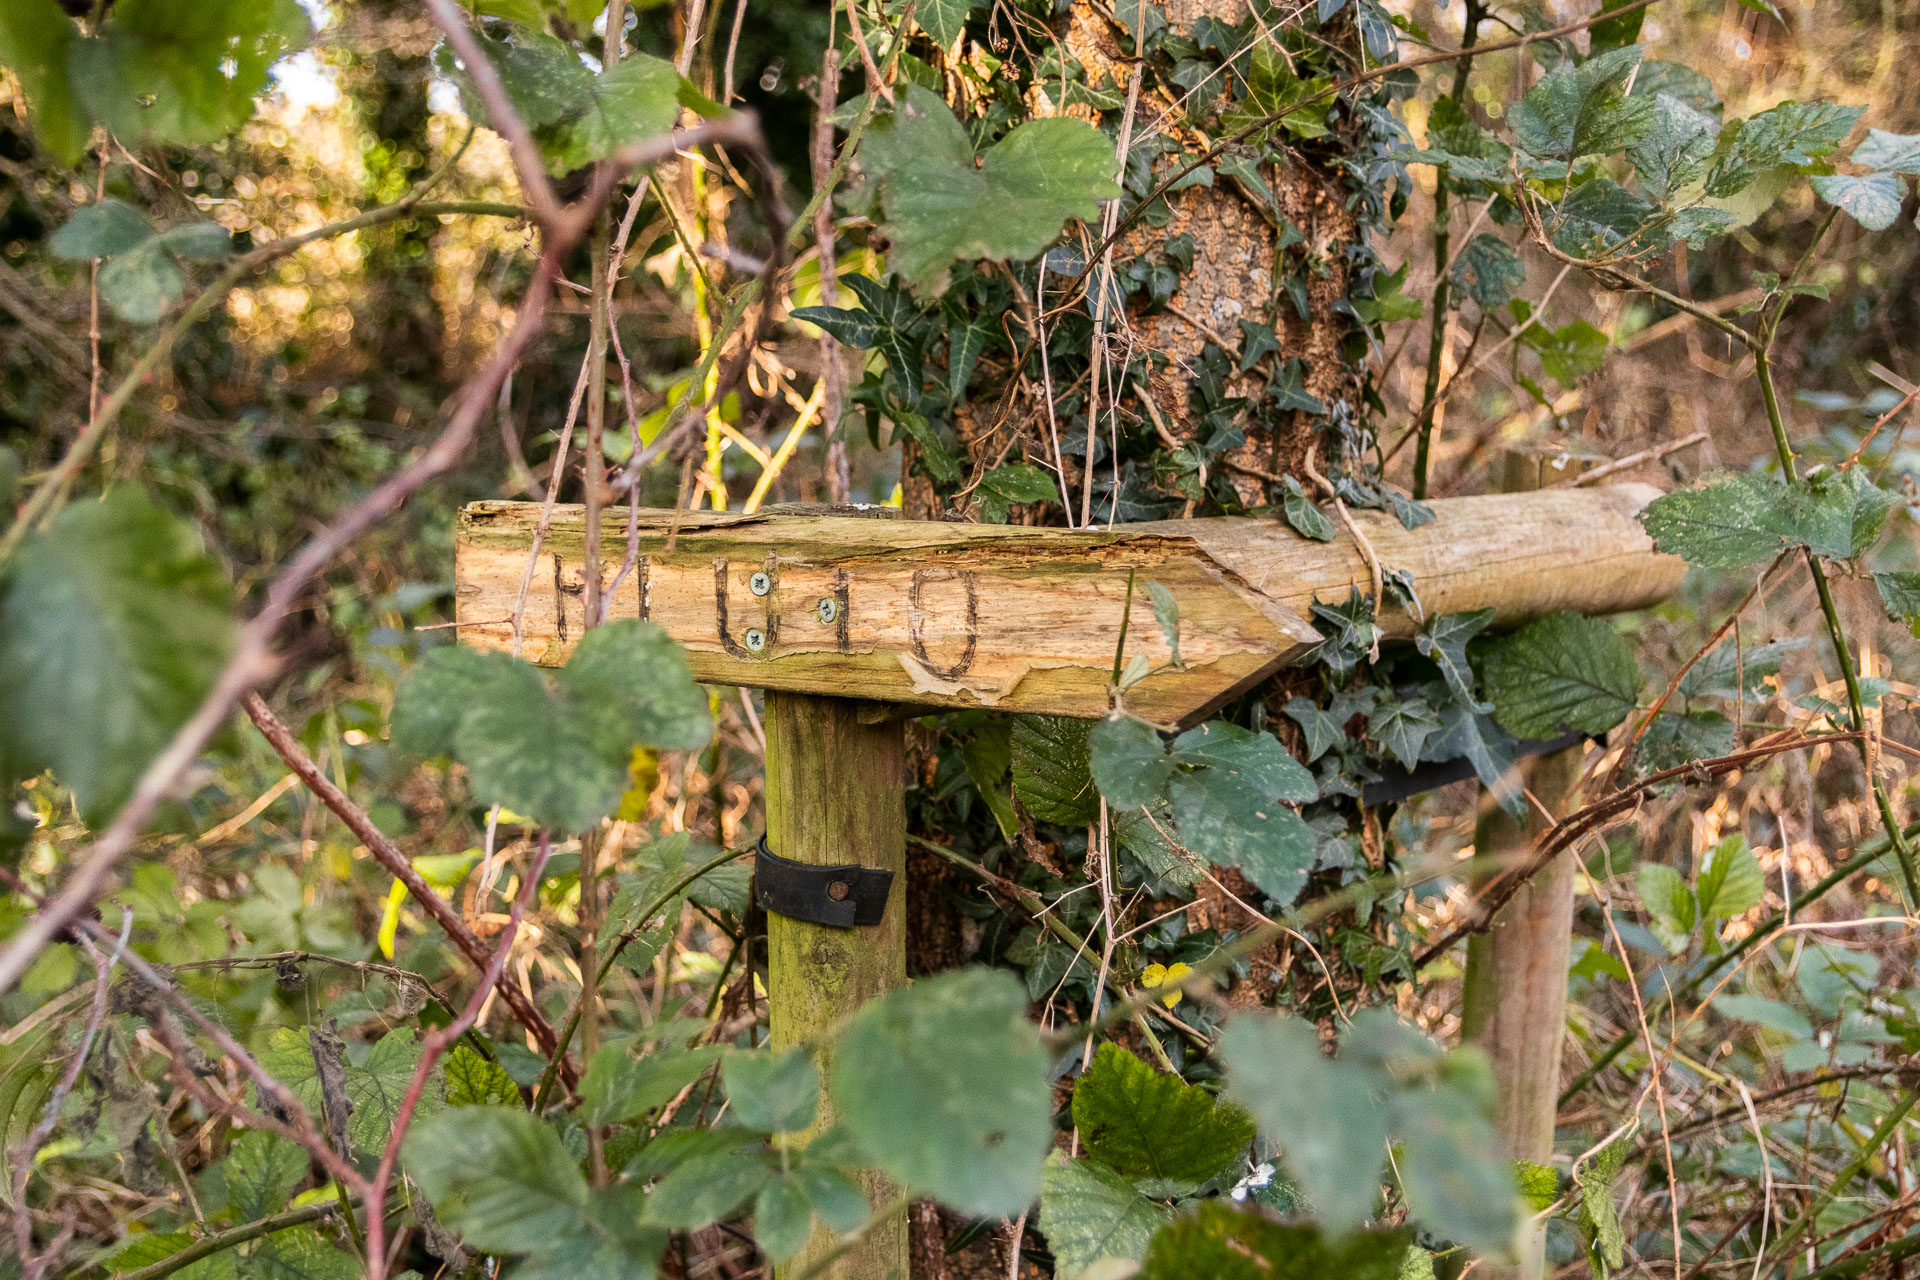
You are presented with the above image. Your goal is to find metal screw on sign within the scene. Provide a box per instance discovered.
[749,570,773,596]
[743,627,767,653]
[816,597,839,624]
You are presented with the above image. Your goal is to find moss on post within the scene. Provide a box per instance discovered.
[764,691,909,1280]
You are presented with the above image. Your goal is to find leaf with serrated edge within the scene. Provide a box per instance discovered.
[1073,1044,1255,1182]
[1039,1152,1173,1278]
[1482,611,1640,739]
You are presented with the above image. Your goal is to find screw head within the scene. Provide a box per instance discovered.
[826,880,851,901]
[816,597,840,624]
[743,627,766,653]
[748,571,772,596]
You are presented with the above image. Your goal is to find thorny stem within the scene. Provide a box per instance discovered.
[1410,0,1484,502]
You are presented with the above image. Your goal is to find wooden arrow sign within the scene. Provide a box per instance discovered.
[453,484,1684,727]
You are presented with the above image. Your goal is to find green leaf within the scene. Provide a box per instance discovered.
[790,305,881,349]
[1280,476,1336,542]
[1811,172,1906,232]
[723,1048,819,1134]
[249,1226,359,1280]
[1039,1152,1173,1278]
[1588,0,1647,52]
[752,1173,815,1264]
[0,487,235,820]
[1550,178,1655,259]
[348,1029,438,1155]
[1169,722,1316,804]
[1852,128,1920,175]
[1284,697,1344,763]
[557,619,714,752]
[579,1043,724,1127]
[405,1106,589,1253]
[75,0,310,151]
[0,0,87,164]
[1137,1203,1409,1280]
[1482,611,1640,739]
[454,657,631,832]
[1391,1085,1518,1255]
[443,1043,520,1107]
[1146,580,1182,667]
[544,53,685,173]
[1695,834,1764,921]
[1641,470,1896,569]
[1450,235,1525,309]
[1012,715,1100,827]
[1168,732,1316,906]
[1089,717,1172,811]
[157,222,234,263]
[97,241,189,325]
[914,0,984,46]
[976,463,1060,523]
[829,967,1051,1217]
[49,199,153,259]
[860,85,1119,291]
[1626,93,1720,199]
[1516,1161,1559,1212]
[1576,1136,1629,1271]
[1072,1044,1254,1183]
[1875,571,1920,623]
[391,646,506,758]
[1706,101,1864,198]
[1635,861,1696,953]
[1637,709,1734,772]
[643,1148,774,1228]
[795,1160,870,1233]
[1507,44,1654,160]
[225,1130,306,1222]
[1528,318,1610,385]
[1221,1013,1387,1232]
[1713,993,1812,1038]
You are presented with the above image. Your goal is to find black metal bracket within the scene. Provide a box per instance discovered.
[1360,729,1589,806]
[752,835,894,929]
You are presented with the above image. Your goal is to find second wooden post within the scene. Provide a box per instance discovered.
[1460,445,1602,1280]
[763,691,910,1280]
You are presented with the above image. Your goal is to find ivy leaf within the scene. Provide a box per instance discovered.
[75,0,310,152]
[1137,1204,1409,1280]
[1507,44,1654,160]
[946,314,994,402]
[1283,697,1344,763]
[913,0,984,46]
[860,85,1119,291]
[1039,1152,1173,1278]
[722,1049,819,1134]
[790,305,881,349]
[1449,234,1525,309]
[1811,172,1906,232]
[1368,696,1442,771]
[1074,1044,1255,1183]
[1852,128,1920,175]
[1415,609,1493,710]
[1626,93,1720,200]
[0,487,235,821]
[0,0,88,165]
[1012,715,1100,827]
[1874,571,1920,624]
[1481,611,1639,739]
[1089,717,1173,811]
[975,463,1059,523]
[1221,1013,1389,1233]
[829,967,1052,1217]
[1705,101,1864,198]
[405,1107,590,1254]
[1430,706,1522,815]
[1695,834,1764,921]
[1280,476,1336,542]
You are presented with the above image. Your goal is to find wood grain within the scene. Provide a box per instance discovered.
[454,484,1684,726]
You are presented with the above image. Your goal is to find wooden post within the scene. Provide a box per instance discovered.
[763,692,910,1280]
[1459,445,1605,1280]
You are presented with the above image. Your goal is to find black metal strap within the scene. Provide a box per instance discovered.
[1360,729,1589,806]
[753,835,894,929]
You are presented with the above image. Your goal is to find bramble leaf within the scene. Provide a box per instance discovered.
[405,1107,589,1253]
[722,1048,820,1134]
[1039,1153,1173,1278]
[1450,234,1525,308]
[1508,44,1654,160]
[1811,172,1906,231]
[1013,715,1100,826]
[1852,128,1920,175]
[1137,1203,1409,1280]
[1481,611,1640,739]
[0,487,235,821]
[829,967,1051,1217]
[1695,834,1764,921]
[1089,717,1173,811]
[914,0,984,46]
[1626,93,1720,200]
[1705,101,1864,198]
[1072,1044,1255,1183]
